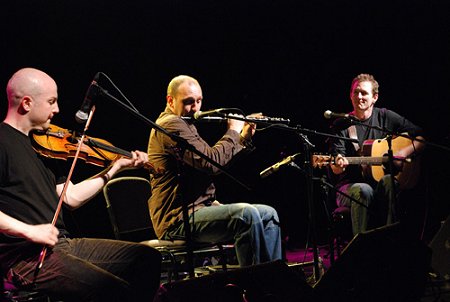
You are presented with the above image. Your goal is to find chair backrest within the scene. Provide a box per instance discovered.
[103,176,156,242]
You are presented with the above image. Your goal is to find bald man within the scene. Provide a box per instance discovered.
[0,68,161,301]
[148,75,282,267]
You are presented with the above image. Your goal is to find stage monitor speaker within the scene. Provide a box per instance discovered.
[154,260,313,302]
[313,222,431,302]
[429,215,450,279]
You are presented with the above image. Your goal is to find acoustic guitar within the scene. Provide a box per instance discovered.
[312,136,420,189]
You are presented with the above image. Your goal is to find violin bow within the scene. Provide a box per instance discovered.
[34,106,97,279]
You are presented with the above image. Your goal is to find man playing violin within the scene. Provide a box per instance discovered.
[0,68,161,301]
[328,73,426,236]
[147,75,282,267]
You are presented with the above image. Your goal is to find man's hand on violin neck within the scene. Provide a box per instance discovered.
[114,150,149,169]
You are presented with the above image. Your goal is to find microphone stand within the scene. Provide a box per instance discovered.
[299,132,322,282]
[91,84,255,278]
[262,122,358,282]
[386,135,396,225]
[295,129,358,283]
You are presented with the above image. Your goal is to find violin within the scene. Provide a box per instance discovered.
[31,124,157,171]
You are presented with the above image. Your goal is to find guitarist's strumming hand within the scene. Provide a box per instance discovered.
[330,154,348,175]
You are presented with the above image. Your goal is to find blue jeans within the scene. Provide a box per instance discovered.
[1,238,161,301]
[164,203,282,266]
[336,175,396,235]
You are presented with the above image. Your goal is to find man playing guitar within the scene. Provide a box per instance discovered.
[327,74,425,236]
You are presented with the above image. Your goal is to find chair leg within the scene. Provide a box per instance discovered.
[218,245,228,273]
[159,248,180,283]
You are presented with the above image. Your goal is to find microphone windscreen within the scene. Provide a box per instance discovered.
[324,110,332,119]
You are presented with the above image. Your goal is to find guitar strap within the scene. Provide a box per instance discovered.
[348,125,360,153]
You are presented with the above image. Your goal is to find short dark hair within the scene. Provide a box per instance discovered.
[351,74,379,95]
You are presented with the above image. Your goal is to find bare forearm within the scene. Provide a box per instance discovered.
[396,136,426,158]
[0,210,30,237]
[62,169,113,209]
[0,211,59,246]
[412,136,426,154]
[61,151,148,209]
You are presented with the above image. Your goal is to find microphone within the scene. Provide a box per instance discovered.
[260,153,301,179]
[193,108,229,120]
[75,73,100,123]
[324,110,358,120]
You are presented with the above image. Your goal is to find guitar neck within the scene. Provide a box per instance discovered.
[346,156,386,166]
[312,136,419,189]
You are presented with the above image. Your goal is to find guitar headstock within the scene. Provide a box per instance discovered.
[312,154,333,168]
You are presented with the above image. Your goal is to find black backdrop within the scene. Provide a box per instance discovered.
[1,0,449,246]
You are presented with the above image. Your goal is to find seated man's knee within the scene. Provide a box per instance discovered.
[350,183,373,202]
[255,204,279,218]
[241,204,261,222]
[377,175,396,192]
[226,203,259,225]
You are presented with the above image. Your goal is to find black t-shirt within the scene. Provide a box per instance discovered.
[0,123,68,243]
[329,107,424,187]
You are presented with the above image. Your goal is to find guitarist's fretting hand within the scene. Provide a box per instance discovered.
[330,154,348,175]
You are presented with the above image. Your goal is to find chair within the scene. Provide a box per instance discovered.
[103,176,155,242]
[102,176,231,281]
